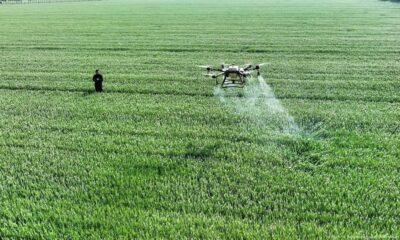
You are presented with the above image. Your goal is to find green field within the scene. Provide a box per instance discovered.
[0,0,399,238]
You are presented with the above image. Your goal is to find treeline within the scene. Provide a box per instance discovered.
[0,0,99,4]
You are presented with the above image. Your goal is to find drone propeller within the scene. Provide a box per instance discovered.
[243,63,253,70]
[199,65,212,69]
[203,73,216,78]
[221,63,232,69]
[199,65,213,73]
[252,63,270,70]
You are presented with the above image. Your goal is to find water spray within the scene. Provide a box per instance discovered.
[214,76,299,134]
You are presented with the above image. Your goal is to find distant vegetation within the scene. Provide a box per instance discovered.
[0,0,98,4]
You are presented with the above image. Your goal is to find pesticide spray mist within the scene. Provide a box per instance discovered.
[214,76,299,134]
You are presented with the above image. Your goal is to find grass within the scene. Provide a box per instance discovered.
[0,0,399,238]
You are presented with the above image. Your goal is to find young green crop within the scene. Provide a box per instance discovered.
[0,0,399,238]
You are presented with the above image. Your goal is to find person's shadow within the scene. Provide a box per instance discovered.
[82,90,96,96]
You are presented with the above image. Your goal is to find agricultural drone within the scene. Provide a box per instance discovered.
[200,63,268,88]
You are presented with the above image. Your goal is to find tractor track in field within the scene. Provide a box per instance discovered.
[0,85,399,104]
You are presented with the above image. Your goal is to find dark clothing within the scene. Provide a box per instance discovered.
[94,81,103,92]
[92,73,103,92]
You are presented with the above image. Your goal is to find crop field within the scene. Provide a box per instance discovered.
[0,0,399,238]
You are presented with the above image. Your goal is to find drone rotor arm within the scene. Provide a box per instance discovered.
[213,72,225,79]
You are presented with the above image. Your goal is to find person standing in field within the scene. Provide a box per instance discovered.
[92,69,103,92]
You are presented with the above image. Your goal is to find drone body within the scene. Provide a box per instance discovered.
[200,63,266,88]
